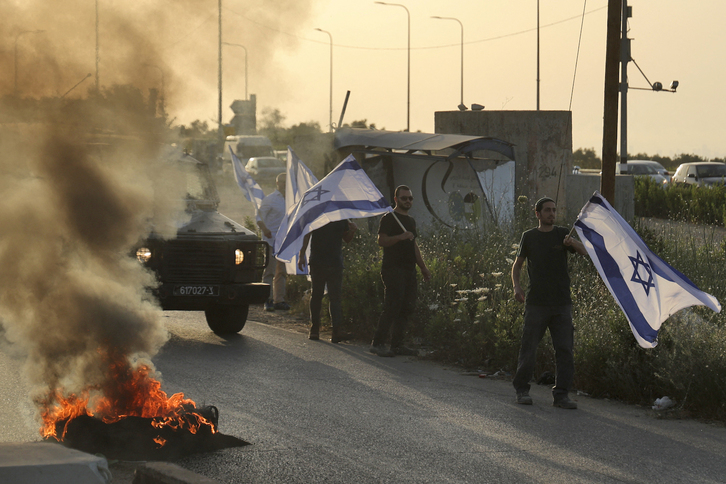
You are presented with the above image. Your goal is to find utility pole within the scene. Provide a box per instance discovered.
[95,0,100,91]
[619,0,631,167]
[218,0,223,141]
[601,0,622,204]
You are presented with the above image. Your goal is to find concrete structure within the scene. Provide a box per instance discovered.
[436,110,573,218]
[435,110,634,225]
[229,94,257,135]
[0,442,110,483]
[565,173,634,223]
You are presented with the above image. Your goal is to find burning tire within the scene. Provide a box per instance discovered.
[204,304,249,334]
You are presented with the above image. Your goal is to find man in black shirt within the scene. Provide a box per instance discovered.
[370,186,431,357]
[299,220,357,342]
[511,197,587,409]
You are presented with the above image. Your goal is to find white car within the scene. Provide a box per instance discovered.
[616,160,670,186]
[245,156,286,181]
[671,161,726,187]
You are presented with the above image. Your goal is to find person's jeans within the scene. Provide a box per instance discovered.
[309,264,343,332]
[262,258,287,303]
[372,266,417,348]
[512,304,574,398]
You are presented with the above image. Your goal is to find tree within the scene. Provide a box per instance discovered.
[573,148,601,169]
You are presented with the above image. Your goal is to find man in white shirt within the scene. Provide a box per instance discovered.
[257,173,290,311]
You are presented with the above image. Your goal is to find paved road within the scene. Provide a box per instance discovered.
[3,312,726,483]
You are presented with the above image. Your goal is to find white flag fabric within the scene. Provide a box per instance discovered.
[574,191,721,348]
[282,147,319,275]
[230,146,265,213]
[274,154,393,263]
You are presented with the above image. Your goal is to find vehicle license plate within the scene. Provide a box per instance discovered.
[174,285,220,296]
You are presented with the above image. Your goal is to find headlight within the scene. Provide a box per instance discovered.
[136,247,152,263]
[235,249,245,265]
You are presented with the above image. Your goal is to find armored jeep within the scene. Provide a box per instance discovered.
[136,153,269,334]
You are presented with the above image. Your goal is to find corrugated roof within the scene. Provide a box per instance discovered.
[334,128,515,160]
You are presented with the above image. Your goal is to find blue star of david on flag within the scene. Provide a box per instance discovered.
[301,186,330,207]
[629,251,655,295]
[574,191,720,349]
[274,155,392,264]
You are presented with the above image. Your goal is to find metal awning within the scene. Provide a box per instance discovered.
[334,128,515,160]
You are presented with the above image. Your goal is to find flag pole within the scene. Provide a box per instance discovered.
[390,211,407,232]
[568,192,597,238]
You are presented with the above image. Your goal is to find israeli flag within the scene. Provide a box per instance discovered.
[230,146,265,213]
[282,148,319,275]
[274,154,392,263]
[574,191,721,348]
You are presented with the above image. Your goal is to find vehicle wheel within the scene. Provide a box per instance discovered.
[204,305,249,335]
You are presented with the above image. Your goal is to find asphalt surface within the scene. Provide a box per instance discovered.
[2,309,726,483]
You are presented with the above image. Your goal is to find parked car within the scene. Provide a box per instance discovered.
[616,160,670,186]
[245,156,286,181]
[135,152,269,334]
[670,161,726,187]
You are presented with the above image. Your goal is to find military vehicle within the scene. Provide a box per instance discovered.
[136,152,269,334]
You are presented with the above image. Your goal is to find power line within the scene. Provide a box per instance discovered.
[224,4,607,51]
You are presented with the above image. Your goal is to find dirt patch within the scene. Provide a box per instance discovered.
[248,303,313,336]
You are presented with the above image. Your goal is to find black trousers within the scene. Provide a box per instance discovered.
[512,304,574,398]
[372,266,417,348]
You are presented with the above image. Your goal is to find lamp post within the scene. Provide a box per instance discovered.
[218,0,223,140]
[95,0,100,91]
[375,1,410,131]
[143,63,165,114]
[618,0,678,168]
[536,0,540,110]
[314,28,333,132]
[431,16,464,108]
[222,42,248,101]
[14,29,45,95]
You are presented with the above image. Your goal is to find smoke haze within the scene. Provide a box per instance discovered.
[2,0,316,121]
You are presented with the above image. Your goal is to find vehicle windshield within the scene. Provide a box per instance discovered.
[696,165,726,178]
[259,158,284,168]
[630,165,658,175]
[238,145,274,159]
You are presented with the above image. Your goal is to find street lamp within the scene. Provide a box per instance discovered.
[223,42,248,101]
[619,0,678,167]
[375,1,410,131]
[314,28,333,132]
[431,16,464,109]
[143,63,165,114]
[14,29,45,95]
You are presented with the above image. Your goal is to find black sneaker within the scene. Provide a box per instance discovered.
[553,396,577,409]
[369,345,394,357]
[516,391,533,405]
[391,346,418,356]
[264,300,275,311]
[274,301,291,311]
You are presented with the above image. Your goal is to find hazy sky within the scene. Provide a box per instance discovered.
[6,0,725,159]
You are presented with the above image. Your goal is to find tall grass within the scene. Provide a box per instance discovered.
[303,193,726,422]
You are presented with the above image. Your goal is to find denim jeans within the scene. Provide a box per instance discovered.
[512,304,574,398]
[309,264,343,333]
[372,266,417,348]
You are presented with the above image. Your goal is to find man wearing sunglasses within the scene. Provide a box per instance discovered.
[370,185,431,357]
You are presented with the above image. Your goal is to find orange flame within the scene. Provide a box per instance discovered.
[40,352,215,440]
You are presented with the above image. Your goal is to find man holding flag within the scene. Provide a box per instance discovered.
[511,197,587,409]
[370,185,432,358]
